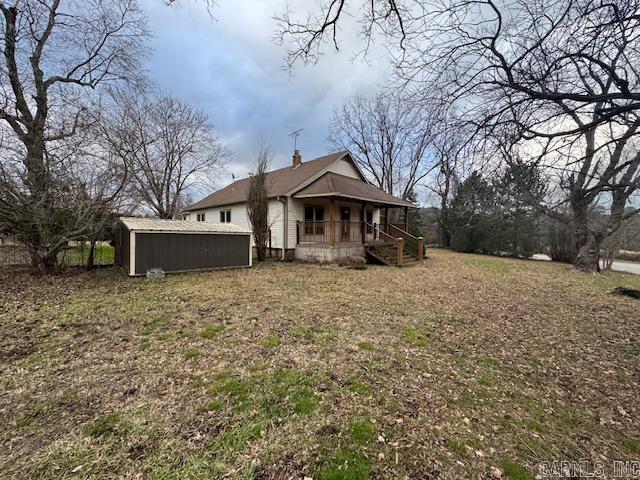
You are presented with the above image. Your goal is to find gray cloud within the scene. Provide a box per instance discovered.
[140,0,391,190]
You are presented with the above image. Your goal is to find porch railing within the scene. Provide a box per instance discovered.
[296,220,423,265]
[296,221,375,245]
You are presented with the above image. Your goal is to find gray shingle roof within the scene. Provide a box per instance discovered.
[293,172,413,207]
[183,151,351,211]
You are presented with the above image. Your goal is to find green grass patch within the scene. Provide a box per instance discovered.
[401,326,430,347]
[447,436,480,455]
[138,315,170,336]
[292,388,317,414]
[315,446,371,480]
[621,436,640,454]
[478,373,493,386]
[185,349,201,360]
[525,419,546,433]
[348,379,372,395]
[511,393,545,416]
[83,412,124,438]
[456,392,475,407]
[211,422,264,455]
[210,376,252,405]
[447,437,468,455]
[500,460,534,480]
[204,399,224,412]
[16,393,78,428]
[139,340,151,352]
[259,334,281,348]
[357,341,375,351]
[348,419,376,445]
[478,356,500,367]
[618,341,640,356]
[201,324,225,339]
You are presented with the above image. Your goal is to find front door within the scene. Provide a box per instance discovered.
[340,207,351,241]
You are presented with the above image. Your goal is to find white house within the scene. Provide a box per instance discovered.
[182,151,421,265]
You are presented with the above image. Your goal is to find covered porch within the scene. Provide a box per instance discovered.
[291,172,423,266]
[295,198,409,246]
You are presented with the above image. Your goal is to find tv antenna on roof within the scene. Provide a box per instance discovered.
[289,128,304,152]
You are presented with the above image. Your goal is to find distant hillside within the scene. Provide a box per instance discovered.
[416,207,440,245]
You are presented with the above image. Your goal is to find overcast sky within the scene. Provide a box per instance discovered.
[140,0,392,190]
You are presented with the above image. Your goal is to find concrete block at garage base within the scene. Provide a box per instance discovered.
[146,267,166,279]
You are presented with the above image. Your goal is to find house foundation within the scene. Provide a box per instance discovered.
[294,243,365,264]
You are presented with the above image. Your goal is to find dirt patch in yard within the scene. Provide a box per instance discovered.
[1,250,639,479]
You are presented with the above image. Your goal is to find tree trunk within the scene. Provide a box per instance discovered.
[23,136,60,275]
[574,232,600,272]
[439,207,451,248]
[29,248,59,275]
[87,239,96,271]
[570,196,601,272]
[254,233,267,262]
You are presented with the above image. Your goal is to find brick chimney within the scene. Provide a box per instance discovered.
[292,150,302,167]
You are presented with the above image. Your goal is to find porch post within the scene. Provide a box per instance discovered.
[361,201,366,244]
[404,206,409,232]
[417,237,423,261]
[396,237,404,267]
[384,207,388,234]
[329,198,336,246]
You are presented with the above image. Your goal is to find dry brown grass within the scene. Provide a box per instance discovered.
[1,249,639,479]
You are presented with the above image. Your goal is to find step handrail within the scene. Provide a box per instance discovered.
[387,224,424,261]
[387,224,419,241]
[365,222,404,266]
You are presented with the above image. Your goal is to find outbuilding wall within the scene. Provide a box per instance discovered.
[114,222,131,275]
[131,232,250,275]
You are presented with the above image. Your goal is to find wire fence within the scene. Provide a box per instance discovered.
[0,241,115,269]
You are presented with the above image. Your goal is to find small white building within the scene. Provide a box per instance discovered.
[182,151,421,265]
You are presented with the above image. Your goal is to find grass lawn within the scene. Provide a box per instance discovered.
[1,249,639,479]
[58,244,115,267]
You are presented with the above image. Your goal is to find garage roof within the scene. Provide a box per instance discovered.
[120,217,251,234]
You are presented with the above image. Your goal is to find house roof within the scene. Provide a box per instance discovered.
[293,172,414,207]
[184,151,354,211]
[120,217,251,234]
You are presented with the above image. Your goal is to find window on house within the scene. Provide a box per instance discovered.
[304,205,325,235]
[196,213,206,222]
[220,210,231,223]
[358,210,373,223]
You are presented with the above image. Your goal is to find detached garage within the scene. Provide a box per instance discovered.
[115,217,252,276]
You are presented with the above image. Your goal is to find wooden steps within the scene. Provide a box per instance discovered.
[365,245,421,267]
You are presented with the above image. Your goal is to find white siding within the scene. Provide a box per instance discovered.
[267,199,285,249]
[187,200,287,249]
[326,158,362,179]
[288,198,305,248]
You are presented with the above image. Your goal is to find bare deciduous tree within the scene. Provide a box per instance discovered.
[247,143,271,262]
[279,0,640,271]
[0,0,149,273]
[107,92,228,219]
[328,93,434,200]
[428,122,467,247]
